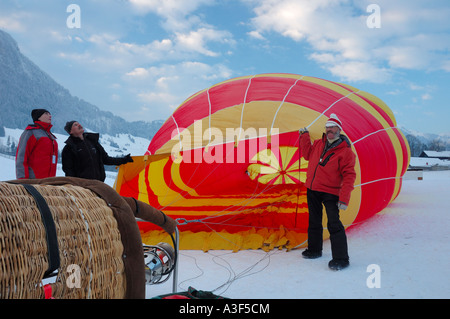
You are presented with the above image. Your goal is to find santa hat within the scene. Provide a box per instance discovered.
[325,113,342,130]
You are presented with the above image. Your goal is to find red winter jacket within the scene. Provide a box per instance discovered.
[300,132,356,205]
[15,121,58,179]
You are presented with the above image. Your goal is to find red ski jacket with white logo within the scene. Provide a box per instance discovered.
[15,121,58,179]
[299,132,356,205]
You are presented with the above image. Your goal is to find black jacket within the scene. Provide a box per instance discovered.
[62,133,128,182]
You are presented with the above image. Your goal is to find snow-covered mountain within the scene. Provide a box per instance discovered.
[400,126,450,156]
[0,127,151,160]
[400,125,450,144]
[0,29,163,139]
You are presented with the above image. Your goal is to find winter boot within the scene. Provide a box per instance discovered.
[302,249,322,259]
[328,258,349,271]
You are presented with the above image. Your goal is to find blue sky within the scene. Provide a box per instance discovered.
[1,0,449,134]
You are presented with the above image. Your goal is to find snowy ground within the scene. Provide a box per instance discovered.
[146,170,450,299]
[1,154,448,299]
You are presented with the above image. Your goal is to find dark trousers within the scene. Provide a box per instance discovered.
[306,189,349,260]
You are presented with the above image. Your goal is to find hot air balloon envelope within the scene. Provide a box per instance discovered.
[115,73,410,251]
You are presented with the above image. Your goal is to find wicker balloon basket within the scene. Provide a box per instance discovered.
[0,181,126,299]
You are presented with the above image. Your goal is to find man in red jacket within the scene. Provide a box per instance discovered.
[299,114,356,270]
[15,109,58,179]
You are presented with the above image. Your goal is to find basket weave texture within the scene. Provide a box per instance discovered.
[0,182,125,299]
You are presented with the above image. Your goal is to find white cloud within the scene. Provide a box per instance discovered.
[123,61,233,119]
[247,0,450,82]
[55,33,176,72]
[49,31,73,43]
[175,28,234,57]
[247,30,265,40]
[51,7,234,72]
[406,82,435,103]
[0,15,26,32]
[126,67,149,78]
[384,46,429,70]
[129,0,209,15]
[127,0,235,58]
[57,25,234,72]
[442,60,450,72]
[421,93,432,101]
[137,91,179,107]
[309,52,337,64]
[128,0,213,32]
[125,61,233,88]
[409,83,425,91]
[328,61,391,83]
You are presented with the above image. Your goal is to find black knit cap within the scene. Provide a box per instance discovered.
[64,121,77,134]
[31,109,50,122]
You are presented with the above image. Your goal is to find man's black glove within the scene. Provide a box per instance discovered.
[123,153,134,163]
